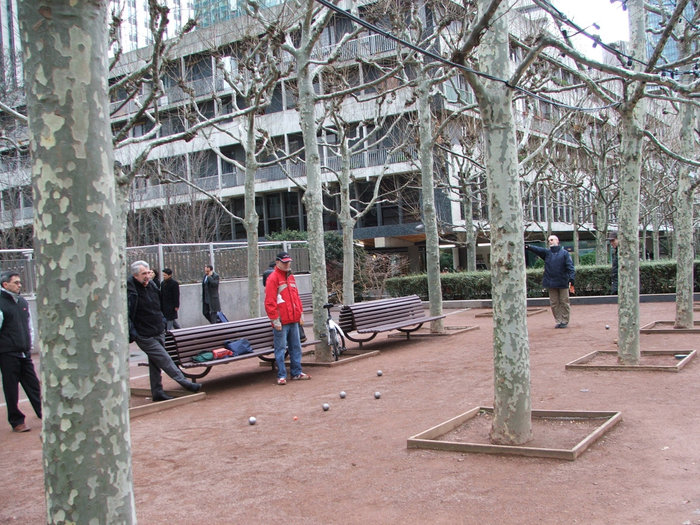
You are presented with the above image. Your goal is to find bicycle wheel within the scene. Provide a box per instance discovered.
[329,327,342,361]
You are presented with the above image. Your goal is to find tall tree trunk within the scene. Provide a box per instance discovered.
[339,140,356,305]
[616,0,647,365]
[244,116,261,317]
[20,1,136,522]
[673,103,697,328]
[416,75,444,332]
[593,155,609,265]
[462,178,477,271]
[463,0,531,445]
[296,27,331,361]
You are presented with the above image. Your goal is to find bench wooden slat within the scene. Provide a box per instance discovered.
[338,295,445,345]
[356,315,446,333]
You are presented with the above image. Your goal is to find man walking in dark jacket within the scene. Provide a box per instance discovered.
[526,235,576,328]
[202,265,221,324]
[0,271,41,432]
[160,268,181,330]
[128,261,201,401]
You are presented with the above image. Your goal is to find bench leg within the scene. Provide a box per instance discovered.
[181,366,212,380]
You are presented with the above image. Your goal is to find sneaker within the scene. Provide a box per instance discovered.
[292,373,311,381]
[277,377,287,385]
[12,423,30,433]
[559,323,568,328]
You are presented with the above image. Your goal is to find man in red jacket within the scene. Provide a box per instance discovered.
[264,252,310,385]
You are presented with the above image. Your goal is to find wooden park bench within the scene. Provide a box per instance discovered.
[337,294,445,347]
[160,317,316,381]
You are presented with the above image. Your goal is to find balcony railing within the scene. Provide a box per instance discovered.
[130,145,415,205]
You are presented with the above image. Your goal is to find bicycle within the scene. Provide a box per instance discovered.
[323,293,346,361]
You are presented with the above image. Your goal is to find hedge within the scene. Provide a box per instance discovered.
[385,261,700,300]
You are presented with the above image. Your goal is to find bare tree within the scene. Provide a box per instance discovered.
[19,1,136,521]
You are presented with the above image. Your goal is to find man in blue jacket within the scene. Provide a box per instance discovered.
[526,235,576,328]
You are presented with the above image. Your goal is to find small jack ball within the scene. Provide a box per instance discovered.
[339,391,346,399]
[248,416,257,425]
[374,391,381,399]
[322,403,330,411]
[605,325,610,330]
[377,370,383,376]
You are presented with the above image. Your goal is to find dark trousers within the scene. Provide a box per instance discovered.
[134,334,190,397]
[0,352,42,428]
[203,305,218,324]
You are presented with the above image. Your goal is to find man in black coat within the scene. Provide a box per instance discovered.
[526,235,576,328]
[0,271,42,432]
[202,265,221,324]
[160,268,181,330]
[128,261,201,401]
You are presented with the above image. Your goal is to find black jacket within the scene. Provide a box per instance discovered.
[202,272,221,312]
[127,276,165,340]
[0,290,31,354]
[160,278,180,320]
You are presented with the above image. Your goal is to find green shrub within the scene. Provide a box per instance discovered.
[385,260,699,299]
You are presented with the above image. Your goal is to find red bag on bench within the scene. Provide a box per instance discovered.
[212,348,234,359]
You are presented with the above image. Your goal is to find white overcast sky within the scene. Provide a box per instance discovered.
[549,0,629,58]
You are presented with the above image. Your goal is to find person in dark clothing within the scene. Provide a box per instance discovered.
[609,232,619,295]
[0,271,42,432]
[128,261,201,401]
[160,268,181,330]
[202,264,221,324]
[525,235,576,328]
[262,261,275,287]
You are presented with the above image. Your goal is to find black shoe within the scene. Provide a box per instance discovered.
[153,393,174,402]
[559,323,568,328]
[183,381,202,393]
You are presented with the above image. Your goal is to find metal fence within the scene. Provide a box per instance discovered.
[126,241,310,284]
[0,249,36,294]
[0,241,310,294]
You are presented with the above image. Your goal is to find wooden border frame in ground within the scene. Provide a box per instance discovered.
[301,350,380,367]
[387,325,479,339]
[565,349,696,372]
[407,407,622,461]
[129,389,206,418]
[640,320,700,333]
[474,307,546,318]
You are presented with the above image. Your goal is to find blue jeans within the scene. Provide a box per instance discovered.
[273,323,303,380]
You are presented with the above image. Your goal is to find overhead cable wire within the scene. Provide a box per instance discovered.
[312,0,622,112]
[535,0,699,78]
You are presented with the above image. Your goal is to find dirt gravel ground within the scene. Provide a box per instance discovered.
[1,301,699,524]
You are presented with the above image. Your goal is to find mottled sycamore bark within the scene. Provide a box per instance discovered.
[673,56,698,328]
[19,1,136,523]
[462,0,531,445]
[295,0,331,360]
[416,73,444,332]
[616,0,647,364]
[244,115,262,317]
